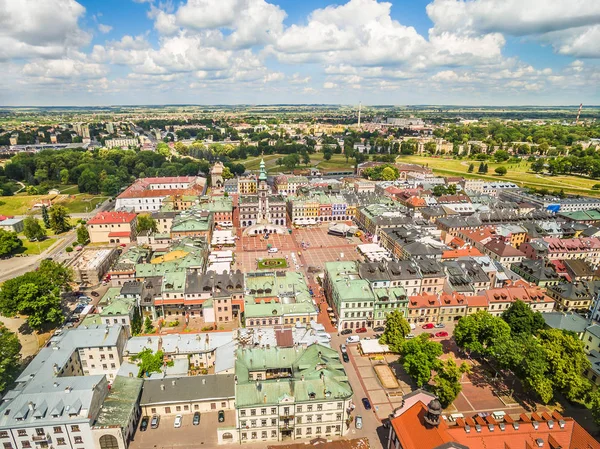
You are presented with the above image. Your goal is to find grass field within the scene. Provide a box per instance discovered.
[19,237,57,255]
[243,153,354,174]
[397,155,600,197]
[0,192,107,216]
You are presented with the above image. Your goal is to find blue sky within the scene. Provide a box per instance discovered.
[0,0,599,106]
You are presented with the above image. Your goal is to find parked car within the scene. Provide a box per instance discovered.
[435,331,449,338]
[355,415,363,429]
[218,410,225,423]
[268,247,279,253]
[174,415,182,428]
[340,344,347,353]
[422,323,435,329]
[373,326,385,332]
[342,352,349,363]
[362,398,372,410]
[91,291,100,297]
[140,416,149,431]
[151,415,160,429]
[434,323,445,328]
[356,327,368,333]
[346,335,360,344]
[405,333,415,339]
[193,412,200,426]
[340,329,353,335]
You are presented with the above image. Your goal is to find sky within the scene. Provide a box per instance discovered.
[0,0,599,106]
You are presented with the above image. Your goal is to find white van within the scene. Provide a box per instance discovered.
[346,335,360,344]
[268,247,279,253]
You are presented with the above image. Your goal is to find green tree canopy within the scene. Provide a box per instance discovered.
[379,310,411,353]
[0,230,23,257]
[137,214,158,233]
[501,300,545,335]
[495,166,507,176]
[0,323,21,394]
[431,358,470,408]
[48,205,71,234]
[399,334,443,387]
[453,311,511,356]
[76,226,90,245]
[132,348,170,378]
[23,216,46,242]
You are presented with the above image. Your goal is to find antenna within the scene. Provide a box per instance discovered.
[358,102,362,128]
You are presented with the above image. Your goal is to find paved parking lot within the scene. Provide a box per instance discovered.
[130,410,235,449]
[239,233,296,252]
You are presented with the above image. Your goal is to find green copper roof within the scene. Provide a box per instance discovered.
[259,158,267,181]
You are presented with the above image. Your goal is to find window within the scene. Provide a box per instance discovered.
[56,439,66,446]
[271,419,276,425]
[74,437,83,444]
[251,409,256,416]
[306,428,312,435]
[307,405,313,412]
[271,408,276,414]
[317,404,323,411]
[22,444,32,449]
[251,420,257,427]
[271,430,277,438]
[251,432,257,440]
[307,416,312,423]
[17,431,27,437]
[176,406,181,412]
[151,408,156,414]
[36,428,44,436]
[240,410,246,417]
[296,428,302,435]
[221,402,227,408]
[3,443,12,449]
[297,406,302,412]
[0,432,7,438]
[336,413,342,420]
[53,427,62,433]
[71,425,80,432]
[261,431,267,439]
[316,426,322,434]
[261,420,267,426]
[337,403,343,410]
[241,433,247,440]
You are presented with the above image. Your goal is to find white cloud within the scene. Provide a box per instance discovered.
[22,57,108,81]
[323,82,338,89]
[289,73,311,84]
[0,0,90,60]
[98,24,113,34]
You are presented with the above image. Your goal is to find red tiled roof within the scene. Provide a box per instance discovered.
[108,231,132,237]
[390,402,454,449]
[408,293,440,309]
[484,240,526,257]
[88,211,137,225]
[442,247,483,259]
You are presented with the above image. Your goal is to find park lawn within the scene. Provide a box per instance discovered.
[56,194,109,213]
[397,155,600,197]
[0,194,56,216]
[257,258,288,269]
[316,154,354,171]
[245,152,353,174]
[19,237,57,255]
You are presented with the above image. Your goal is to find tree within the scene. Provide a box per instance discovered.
[494,150,510,162]
[467,163,474,173]
[23,216,46,242]
[143,316,154,334]
[131,307,142,336]
[41,205,50,228]
[323,149,333,161]
[0,323,21,394]
[101,175,122,196]
[302,153,311,166]
[222,166,234,180]
[495,166,507,176]
[76,226,89,245]
[0,230,23,257]
[156,142,171,158]
[431,358,470,408]
[137,214,157,233]
[453,311,511,356]
[48,205,71,234]
[379,310,411,353]
[59,168,69,184]
[78,168,100,194]
[501,300,545,336]
[0,261,71,331]
[282,154,300,170]
[478,162,486,173]
[531,159,545,173]
[132,348,168,378]
[399,334,443,387]
[381,166,398,181]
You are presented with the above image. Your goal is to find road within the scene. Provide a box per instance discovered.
[0,199,113,282]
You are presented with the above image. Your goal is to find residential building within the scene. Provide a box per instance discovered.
[386,391,599,449]
[0,218,24,233]
[115,176,206,212]
[234,344,353,444]
[274,175,309,195]
[87,211,138,244]
[546,281,596,313]
[510,259,562,287]
[140,375,235,417]
[407,292,440,324]
[482,240,525,267]
[238,175,257,195]
[105,137,140,149]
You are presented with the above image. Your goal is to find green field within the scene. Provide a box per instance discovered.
[0,192,107,216]
[19,237,58,255]
[243,153,354,174]
[397,155,600,197]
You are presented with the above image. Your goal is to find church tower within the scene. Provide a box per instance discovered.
[257,159,270,223]
[211,161,224,188]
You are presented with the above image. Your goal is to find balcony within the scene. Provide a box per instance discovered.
[279,415,294,420]
[279,421,294,430]
[32,435,48,441]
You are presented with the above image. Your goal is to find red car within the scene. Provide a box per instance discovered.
[356,327,368,333]
[422,323,435,329]
[435,331,449,338]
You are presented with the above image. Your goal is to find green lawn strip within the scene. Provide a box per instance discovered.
[19,237,58,255]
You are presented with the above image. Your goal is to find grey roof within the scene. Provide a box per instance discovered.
[125,332,235,356]
[93,376,143,428]
[120,280,143,295]
[186,269,244,295]
[543,312,590,334]
[586,324,600,340]
[140,374,235,405]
